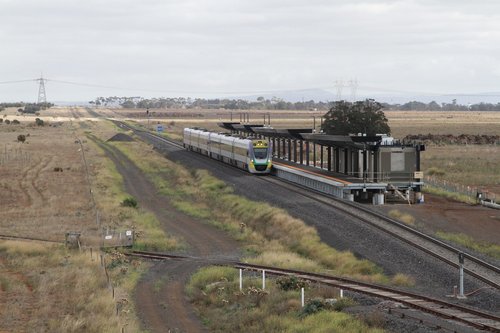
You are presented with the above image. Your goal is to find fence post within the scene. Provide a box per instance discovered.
[239,269,242,291]
[262,270,265,290]
[301,288,305,307]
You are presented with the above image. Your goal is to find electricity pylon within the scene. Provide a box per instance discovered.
[36,75,47,104]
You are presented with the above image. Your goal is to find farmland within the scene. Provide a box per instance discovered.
[0,106,498,332]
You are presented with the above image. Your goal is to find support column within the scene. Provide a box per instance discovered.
[313,143,316,167]
[327,146,332,171]
[272,138,276,158]
[299,140,304,164]
[293,140,297,162]
[320,145,324,169]
[282,138,286,159]
[362,149,367,181]
[335,147,340,172]
[344,149,349,174]
[287,139,292,161]
[305,142,310,166]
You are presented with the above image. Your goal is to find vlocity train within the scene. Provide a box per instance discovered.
[183,128,272,174]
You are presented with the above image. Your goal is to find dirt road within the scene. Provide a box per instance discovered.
[97,140,240,333]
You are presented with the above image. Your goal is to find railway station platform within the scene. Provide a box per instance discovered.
[218,122,425,204]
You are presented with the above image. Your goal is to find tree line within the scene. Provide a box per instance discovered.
[0,102,54,113]
[89,96,500,111]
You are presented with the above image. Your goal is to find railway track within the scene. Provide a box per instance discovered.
[128,250,500,332]
[0,233,63,244]
[115,120,500,293]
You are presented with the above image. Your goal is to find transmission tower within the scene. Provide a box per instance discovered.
[36,75,47,104]
[349,79,358,102]
[334,80,344,101]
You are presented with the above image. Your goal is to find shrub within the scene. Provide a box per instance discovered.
[35,118,44,126]
[276,276,308,291]
[5,119,10,125]
[121,197,138,208]
[17,135,26,143]
[0,118,3,123]
[12,119,20,125]
[427,167,445,176]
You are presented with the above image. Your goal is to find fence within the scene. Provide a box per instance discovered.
[424,176,497,203]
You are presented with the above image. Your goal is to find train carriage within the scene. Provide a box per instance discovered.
[183,128,272,174]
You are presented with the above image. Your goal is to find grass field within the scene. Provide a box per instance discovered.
[0,106,497,332]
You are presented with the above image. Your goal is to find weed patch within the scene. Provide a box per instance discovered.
[388,209,416,226]
[436,232,500,259]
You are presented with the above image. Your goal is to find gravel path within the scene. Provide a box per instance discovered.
[98,140,240,333]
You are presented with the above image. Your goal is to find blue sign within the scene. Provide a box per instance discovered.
[156,125,164,132]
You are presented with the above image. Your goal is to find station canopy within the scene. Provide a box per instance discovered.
[218,122,383,150]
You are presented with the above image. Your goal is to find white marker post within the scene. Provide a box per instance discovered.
[239,269,243,291]
[301,288,305,307]
[262,270,266,290]
[340,289,344,298]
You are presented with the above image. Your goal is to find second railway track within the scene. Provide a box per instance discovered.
[116,120,500,293]
[129,250,500,332]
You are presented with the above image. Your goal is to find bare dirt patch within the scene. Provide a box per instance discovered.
[377,194,500,246]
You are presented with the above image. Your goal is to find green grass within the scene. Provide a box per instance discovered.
[436,232,500,259]
[422,185,476,204]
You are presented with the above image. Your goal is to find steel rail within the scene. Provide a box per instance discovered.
[113,121,500,290]
[128,250,500,332]
[0,233,63,244]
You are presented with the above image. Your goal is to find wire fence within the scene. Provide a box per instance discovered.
[424,176,497,203]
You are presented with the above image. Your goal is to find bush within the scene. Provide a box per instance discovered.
[427,167,445,176]
[300,298,333,317]
[121,197,138,208]
[276,276,308,291]
[5,119,10,125]
[12,119,20,125]
[0,118,3,123]
[35,118,44,126]
[17,135,26,143]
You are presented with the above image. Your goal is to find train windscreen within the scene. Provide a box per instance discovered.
[253,148,268,159]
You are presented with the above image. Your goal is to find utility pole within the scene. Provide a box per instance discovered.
[36,74,47,104]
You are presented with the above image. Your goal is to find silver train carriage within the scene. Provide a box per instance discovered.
[183,128,272,174]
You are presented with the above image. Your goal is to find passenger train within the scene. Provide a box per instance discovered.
[183,128,272,174]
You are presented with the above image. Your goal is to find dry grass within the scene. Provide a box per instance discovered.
[0,114,156,332]
[388,209,416,226]
[0,240,140,332]
[421,145,500,193]
[0,120,98,243]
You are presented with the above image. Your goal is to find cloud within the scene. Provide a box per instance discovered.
[1,0,500,101]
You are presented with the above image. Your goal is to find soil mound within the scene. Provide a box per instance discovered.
[404,134,500,145]
[107,133,134,142]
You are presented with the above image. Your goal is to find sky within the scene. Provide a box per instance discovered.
[1,0,500,103]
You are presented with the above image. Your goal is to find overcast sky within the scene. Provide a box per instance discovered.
[1,0,500,102]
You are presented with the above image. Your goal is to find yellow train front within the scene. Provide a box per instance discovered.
[183,128,272,174]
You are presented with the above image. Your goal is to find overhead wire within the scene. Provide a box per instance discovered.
[2,77,500,98]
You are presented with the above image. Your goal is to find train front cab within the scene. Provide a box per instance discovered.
[248,139,272,174]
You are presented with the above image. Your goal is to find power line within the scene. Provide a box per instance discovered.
[2,76,500,98]
[0,79,36,84]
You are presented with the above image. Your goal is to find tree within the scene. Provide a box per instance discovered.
[321,99,390,136]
